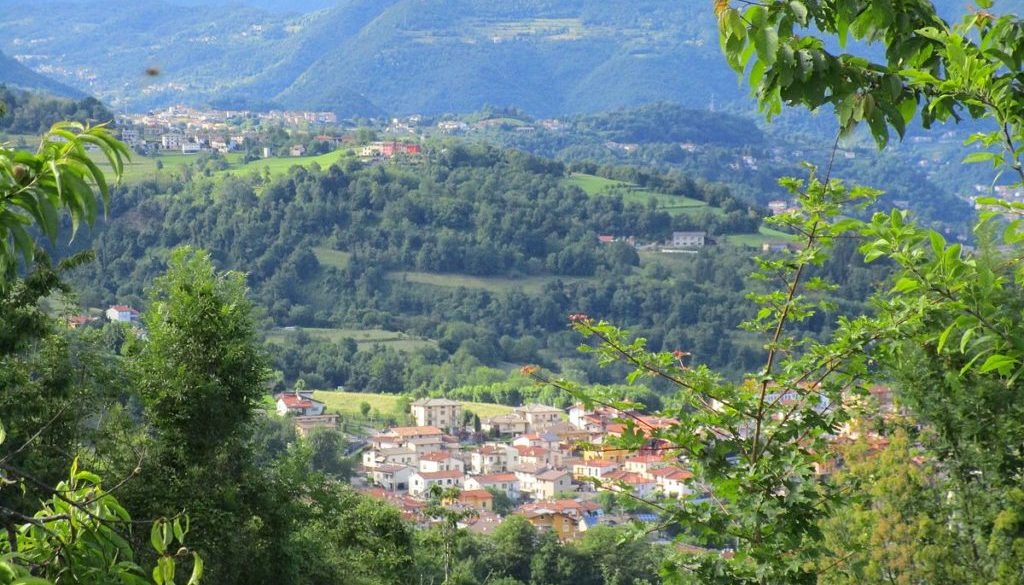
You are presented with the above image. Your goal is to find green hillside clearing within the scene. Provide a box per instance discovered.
[565,173,721,216]
[387,271,592,294]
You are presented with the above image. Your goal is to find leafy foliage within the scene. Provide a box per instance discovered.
[0,122,127,280]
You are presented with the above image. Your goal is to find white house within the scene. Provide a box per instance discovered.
[275,391,326,417]
[671,231,706,248]
[362,447,419,469]
[572,460,620,481]
[470,444,518,474]
[409,470,464,497]
[600,470,657,499]
[105,305,140,323]
[649,467,692,498]
[464,473,520,501]
[369,464,415,492]
[418,451,465,473]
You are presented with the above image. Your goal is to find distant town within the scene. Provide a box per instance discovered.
[266,386,897,542]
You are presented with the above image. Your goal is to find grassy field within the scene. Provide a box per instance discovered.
[220,149,350,177]
[565,173,721,216]
[83,147,350,184]
[387,271,592,294]
[722,226,798,247]
[265,327,435,351]
[313,247,352,270]
[312,391,514,419]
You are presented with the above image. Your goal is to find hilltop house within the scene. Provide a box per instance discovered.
[105,305,140,323]
[275,391,326,417]
[670,231,706,248]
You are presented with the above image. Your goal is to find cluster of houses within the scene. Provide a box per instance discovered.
[66,304,142,329]
[353,397,691,541]
[264,381,902,542]
[358,141,423,160]
[115,105,338,154]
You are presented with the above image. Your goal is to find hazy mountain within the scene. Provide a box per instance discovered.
[0,50,84,98]
[2,0,1020,115]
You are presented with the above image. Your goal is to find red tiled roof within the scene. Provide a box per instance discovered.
[473,473,518,483]
[649,467,693,481]
[459,490,494,501]
[277,393,319,409]
[627,455,667,464]
[604,470,655,485]
[421,451,459,461]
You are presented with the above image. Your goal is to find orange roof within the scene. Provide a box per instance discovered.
[515,446,549,457]
[627,455,667,464]
[473,473,518,483]
[421,451,458,461]
[603,470,655,485]
[649,467,692,480]
[459,490,494,501]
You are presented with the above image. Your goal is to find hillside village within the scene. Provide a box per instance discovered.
[272,386,897,543]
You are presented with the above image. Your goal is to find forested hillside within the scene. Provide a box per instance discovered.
[469,103,982,233]
[0,85,112,133]
[53,143,879,393]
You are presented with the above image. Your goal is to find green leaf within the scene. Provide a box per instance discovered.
[754,27,779,66]
[937,323,955,353]
[979,353,1015,374]
[187,553,203,585]
[151,522,167,554]
[963,151,998,165]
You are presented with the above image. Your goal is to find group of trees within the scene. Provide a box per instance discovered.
[0,85,112,134]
